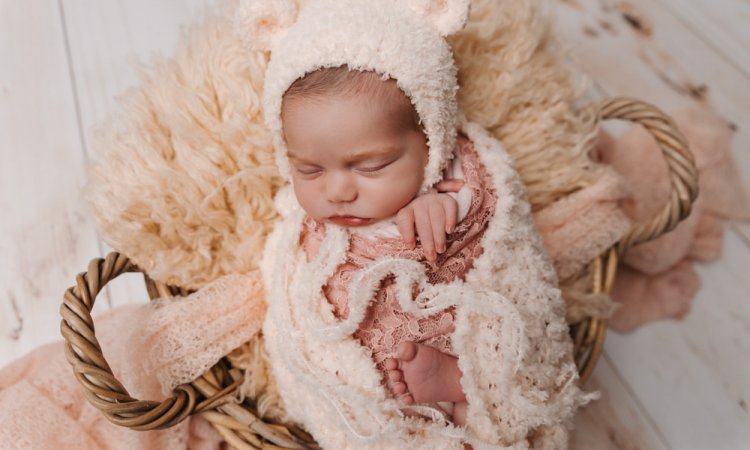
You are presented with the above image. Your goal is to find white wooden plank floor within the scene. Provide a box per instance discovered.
[1,1,748,449]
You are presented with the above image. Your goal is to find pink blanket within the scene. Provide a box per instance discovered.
[0,274,266,450]
[599,106,750,331]
[533,105,749,331]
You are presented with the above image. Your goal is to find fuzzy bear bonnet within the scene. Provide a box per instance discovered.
[234,0,471,193]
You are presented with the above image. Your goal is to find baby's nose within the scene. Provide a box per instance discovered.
[325,171,358,203]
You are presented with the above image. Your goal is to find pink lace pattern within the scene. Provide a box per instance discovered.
[301,135,498,378]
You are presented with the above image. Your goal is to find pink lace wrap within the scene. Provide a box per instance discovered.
[300,135,497,378]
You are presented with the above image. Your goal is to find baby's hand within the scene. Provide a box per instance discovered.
[396,179,463,261]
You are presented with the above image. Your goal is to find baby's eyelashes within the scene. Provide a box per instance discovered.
[294,165,323,176]
[353,159,395,174]
[354,159,402,177]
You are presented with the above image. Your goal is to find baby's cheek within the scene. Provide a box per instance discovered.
[293,180,324,217]
[362,176,419,218]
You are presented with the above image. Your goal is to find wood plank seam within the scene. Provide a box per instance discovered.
[58,0,114,309]
[730,225,750,249]
[602,351,674,450]
[563,50,689,449]
[652,0,750,80]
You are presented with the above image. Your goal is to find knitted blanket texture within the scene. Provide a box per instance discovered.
[261,121,595,449]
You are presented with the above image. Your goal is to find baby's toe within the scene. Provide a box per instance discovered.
[387,370,402,382]
[398,393,414,405]
[396,341,418,362]
[384,358,399,370]
[391,381,408,395]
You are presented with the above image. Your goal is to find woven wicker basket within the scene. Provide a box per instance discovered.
[60,97,698,449]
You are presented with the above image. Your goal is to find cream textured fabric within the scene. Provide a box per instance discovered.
[247,2,595,447]
[261,121,595,449]
[85,0,603,293]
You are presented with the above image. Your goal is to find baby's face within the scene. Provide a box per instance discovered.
[282,91,428,227]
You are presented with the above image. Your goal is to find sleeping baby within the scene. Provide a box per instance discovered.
[237,0,595,448]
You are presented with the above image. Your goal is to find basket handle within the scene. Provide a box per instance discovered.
[597,97,699,255]
[566,98,699,384]
[59,252,310,448]
[59,253,217,429]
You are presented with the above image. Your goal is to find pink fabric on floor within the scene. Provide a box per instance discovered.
[0,273,266,450]
[533,166,632,283]
[598,105,750,331]
[608,261,700,332]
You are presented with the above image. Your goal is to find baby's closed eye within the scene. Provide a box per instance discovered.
[353,159,396,174]
[294,165,323,176]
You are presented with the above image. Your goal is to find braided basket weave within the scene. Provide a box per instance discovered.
[60,97,698,449]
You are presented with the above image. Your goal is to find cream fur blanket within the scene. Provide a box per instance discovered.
[85,0,601,297]
[261,121,594,449]
[0,1,614,448]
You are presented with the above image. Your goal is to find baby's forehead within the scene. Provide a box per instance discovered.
[283,67,410,106]
[284,71,419,131]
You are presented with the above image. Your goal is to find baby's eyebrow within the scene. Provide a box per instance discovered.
[346,146,401,162]
[287,153,315,164]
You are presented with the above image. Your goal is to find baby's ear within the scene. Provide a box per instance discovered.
[234,0,298,52]
[404,0,471,36]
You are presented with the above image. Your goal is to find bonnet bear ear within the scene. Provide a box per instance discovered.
[404,0,471,36]
[234,0,299,52]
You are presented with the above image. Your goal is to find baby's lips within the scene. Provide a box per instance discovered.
[327,216,373,227]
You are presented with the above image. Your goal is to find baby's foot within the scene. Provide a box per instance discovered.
[384,341,464,405]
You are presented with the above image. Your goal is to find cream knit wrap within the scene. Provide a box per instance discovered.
[238,1,595,447]
[261,120,595,449]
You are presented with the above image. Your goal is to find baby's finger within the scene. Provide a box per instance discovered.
[434,179,464,193]
[428,204,446,254]
[442,196,458,233]
[396,208,416,248]
[414,206,436,260]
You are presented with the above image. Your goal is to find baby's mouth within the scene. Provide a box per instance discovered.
[327,215,373,227]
